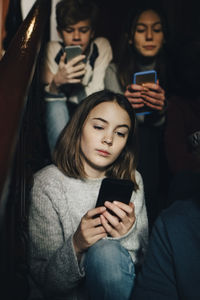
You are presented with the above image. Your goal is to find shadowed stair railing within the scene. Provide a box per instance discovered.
[0,1,51,299]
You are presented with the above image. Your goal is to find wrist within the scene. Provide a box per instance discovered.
[159,99,167,114]
[49,79,61,94]
[73,235,83,261]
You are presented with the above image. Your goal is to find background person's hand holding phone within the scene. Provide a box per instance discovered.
[95,178,136,237]
[53,45,86,88]
[124,70,165,114]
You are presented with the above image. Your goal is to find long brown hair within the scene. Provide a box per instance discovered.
[53,90,139,188]
[115,6,170,91]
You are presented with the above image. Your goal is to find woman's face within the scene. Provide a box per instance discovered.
[80,101,131,178]
[59,19,94,53]
[132,9,164,58]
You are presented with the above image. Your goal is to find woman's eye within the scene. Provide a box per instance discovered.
[94,125,104,130]
[135,25,146,33]
[153,28,162,33]
[116,131,126,137]
[136,28,145,33]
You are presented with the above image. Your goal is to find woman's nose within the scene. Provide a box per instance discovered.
[146,28,153,40]
[102,135,113,145]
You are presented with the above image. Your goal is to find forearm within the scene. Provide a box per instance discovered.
[43,235,85,296]
[29,179,85,297]
[45,79,61,94]
[30,234,84,298]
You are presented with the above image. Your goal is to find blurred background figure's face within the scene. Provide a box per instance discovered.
[132,9,164,58]
[59,19,94,53]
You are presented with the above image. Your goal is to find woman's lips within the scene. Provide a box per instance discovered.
[143,46,156,50]
[96,149,111,156]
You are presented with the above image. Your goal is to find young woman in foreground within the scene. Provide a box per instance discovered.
[28,90,148,300]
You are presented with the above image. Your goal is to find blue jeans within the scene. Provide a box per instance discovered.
[45,100,69,154]
[83,239,135,300]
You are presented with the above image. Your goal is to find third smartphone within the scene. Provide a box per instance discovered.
[133,70,157,115]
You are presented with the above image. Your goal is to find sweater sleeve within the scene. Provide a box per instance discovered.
[28,175,85,298]
[44,41,61,75]
[132,215,178,300]
[84,37,113,95]
[104,62,124,94]
[106,171,149,265]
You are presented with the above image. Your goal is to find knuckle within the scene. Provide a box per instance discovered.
[106,226,112,233]
[85,212,90,219]
[121,212,126,219]
[98,226,105,234]
[116,222,122,230]
[80,222,84,231]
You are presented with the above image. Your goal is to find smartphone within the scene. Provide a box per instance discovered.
[64,45,82,63]
[133,70,157,115]
[96,178,134,210]
[133,70,157,85]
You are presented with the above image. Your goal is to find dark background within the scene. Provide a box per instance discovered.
[95,0,200,51]
[4,0,200,52]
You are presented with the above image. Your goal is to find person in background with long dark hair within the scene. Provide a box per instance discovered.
[105,6,172,230]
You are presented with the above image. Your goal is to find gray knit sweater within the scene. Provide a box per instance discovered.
[28,164,148,300]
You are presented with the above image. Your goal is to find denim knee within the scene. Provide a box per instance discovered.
[45,100,69,153]
[84,239,135,300]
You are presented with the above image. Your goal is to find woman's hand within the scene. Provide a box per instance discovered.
[73,206,107,258]
[125,80,165,111]
[140,81,165,110]
[100,201,135,238]
[124,83,146,109]
[51,53,86,89]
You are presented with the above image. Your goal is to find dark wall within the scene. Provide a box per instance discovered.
[95,0,200,51]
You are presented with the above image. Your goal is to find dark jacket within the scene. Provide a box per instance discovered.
[133,198,200,300]
[165,95,200,173]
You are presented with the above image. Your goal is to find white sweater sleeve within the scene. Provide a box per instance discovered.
[44,41,61,75]
[84,37,113,95]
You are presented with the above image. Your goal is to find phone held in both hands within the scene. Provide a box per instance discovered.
[95,178,134,216]
[133,70,157,85]
[133,70,157,116]
[64,45,86,64]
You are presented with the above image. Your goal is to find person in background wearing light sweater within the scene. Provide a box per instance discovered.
[42,0,113,155]
[28,90,148,300]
